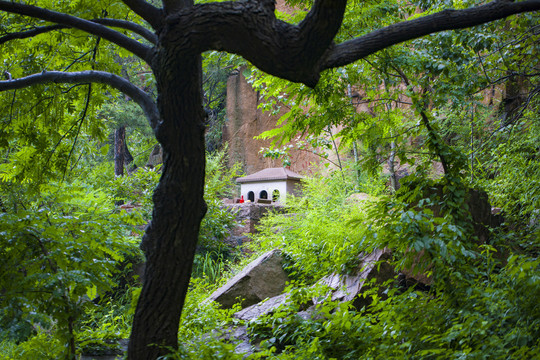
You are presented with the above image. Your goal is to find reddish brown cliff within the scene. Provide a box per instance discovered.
[223,68,321,175]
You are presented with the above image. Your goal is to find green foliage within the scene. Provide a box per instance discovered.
[107,164,162,217]
[253,167,385,283]
[478,114,540,225]
[0,180,140,358]
[76,297,133,357]
[199,148,243,254]
[202,52,242,152]
[192,251,226,284]
[243,252,540,359]
[0,329,64,360]
[173,278,244,358]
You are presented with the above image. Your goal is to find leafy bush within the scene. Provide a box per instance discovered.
[76,298,133,357]
[0,181,140,358]
[0,330,64,360]
[199,147,242,254]
[252,167,384,283]
[192,252,227,284]
[243,253,539,359]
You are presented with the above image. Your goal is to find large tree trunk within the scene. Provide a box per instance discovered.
[127,46,207,359]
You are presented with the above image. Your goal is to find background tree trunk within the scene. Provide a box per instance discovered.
[114,125,126,177]
[127,48,207,359]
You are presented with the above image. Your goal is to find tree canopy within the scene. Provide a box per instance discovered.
[1,0,539,358]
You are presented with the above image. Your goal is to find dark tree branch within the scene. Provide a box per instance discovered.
[0,19,157,45]
[164,0,347,87]
[93,18,157,44]
[0,24,63,45]
[322,0,540,70]
[0,71,159,131]
[0,1,154,63]
[121,0,163,29]
[298,0,347,70]
[163,0,191,14]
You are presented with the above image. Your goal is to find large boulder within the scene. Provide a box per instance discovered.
[208,249,289,309]
[234,249,395,321]
[319,248,395,308]
[234,293,289,321]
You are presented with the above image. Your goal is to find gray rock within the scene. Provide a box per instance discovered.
[146,144,162,167]
[319,248,394,307]
[208,249,289,309]
[234,293,289,321]
[233,249,394,322]
[80,339,128,360]
[219,325,256,356]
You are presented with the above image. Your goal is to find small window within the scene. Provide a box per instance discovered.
[272,189,280,202]
[248,191,255,202]
[259,190,268,199]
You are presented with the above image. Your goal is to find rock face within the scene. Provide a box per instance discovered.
[223,66,320,175]
[209,249,289,309]
[233,249,395,322]
[320,248,394,308]
[234,293,290,321]
[146,144,162,167]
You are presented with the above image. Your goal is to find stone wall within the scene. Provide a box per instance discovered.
[224,203,285,246]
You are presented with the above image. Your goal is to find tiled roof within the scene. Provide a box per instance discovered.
[236,167,303,183]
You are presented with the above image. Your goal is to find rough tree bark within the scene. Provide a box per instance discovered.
[127,43,208,360]
[0,1,539,359]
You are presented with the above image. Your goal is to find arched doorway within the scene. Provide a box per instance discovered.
[247,191,255,202]
[259,190,268,199]
[272,189,280,202]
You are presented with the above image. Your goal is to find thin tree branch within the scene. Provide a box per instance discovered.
[0,1,153,63]
[0,24,63,45]
[322,0,540,70]
[63,84,91,181]
[121,0,162,29]
[0,71,159,131]
[0,19,157,45]
[93,18,157,44]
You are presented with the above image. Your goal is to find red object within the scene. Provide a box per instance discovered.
[239,195,244,203]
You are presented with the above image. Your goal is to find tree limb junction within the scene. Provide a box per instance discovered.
[163,0,347,87]
[121,0,162,30]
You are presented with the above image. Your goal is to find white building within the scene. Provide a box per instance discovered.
[236,167,303,203]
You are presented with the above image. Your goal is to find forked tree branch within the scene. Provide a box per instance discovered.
[0,71,159,130]
[165,0,538,88]
[0,18,157,45]
[0,1,154,63]
[164,0,347,87]
[322,0,540,70]
[121,0,163,29]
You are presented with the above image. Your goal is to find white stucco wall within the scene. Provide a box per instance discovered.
[240,180,288,203]
[286,179,303,197]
